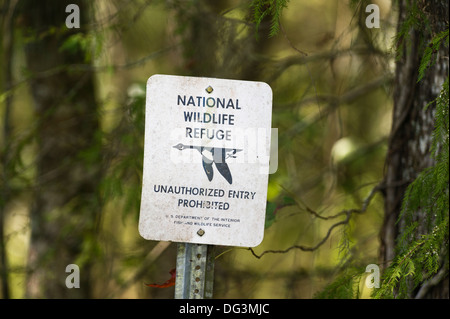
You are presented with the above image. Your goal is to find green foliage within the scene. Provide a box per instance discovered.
[418,30,449,82]
[250,0,289,37]
[373,214,448,298]
[265,201,277,228]
[373,39,449,298]
[315,10,449,298]
[100,84,146,220]
[314,265,365,299]
[59,32,104,63]
[393,1,430,60]
[265,196,295,228]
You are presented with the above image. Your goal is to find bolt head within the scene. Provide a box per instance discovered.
[205,86,213,94]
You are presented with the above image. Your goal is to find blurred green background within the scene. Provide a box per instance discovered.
[0,0,395,298]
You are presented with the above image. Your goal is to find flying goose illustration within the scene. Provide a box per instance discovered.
[172,143,242,184]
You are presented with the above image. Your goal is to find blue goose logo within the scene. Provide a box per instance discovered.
[173,144,242,184]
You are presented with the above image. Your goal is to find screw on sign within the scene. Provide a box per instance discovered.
[139,75,273,298]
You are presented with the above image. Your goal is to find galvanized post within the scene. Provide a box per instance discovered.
[174,243,215,299]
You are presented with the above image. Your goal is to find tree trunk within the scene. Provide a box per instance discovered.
[20,0,101,298]
[169,0,272,81]
[380,0,449,298]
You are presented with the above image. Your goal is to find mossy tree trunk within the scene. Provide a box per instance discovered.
[381,0,448,298]
[20,0,101,298]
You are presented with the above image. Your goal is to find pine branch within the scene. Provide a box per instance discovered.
[385,240,424,288]
[251,0,289,37]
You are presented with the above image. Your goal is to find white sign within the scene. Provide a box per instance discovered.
[139,74,272,247]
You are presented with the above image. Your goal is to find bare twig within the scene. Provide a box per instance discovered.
[268,46,389,83]
[248,183,383,259]
[285,75,393,138]
[414,265,448,299]
[279,19,308,57]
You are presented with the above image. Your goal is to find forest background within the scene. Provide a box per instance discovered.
[0,0,448,299]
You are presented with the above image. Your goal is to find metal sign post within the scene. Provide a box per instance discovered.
[174,243,215,299]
